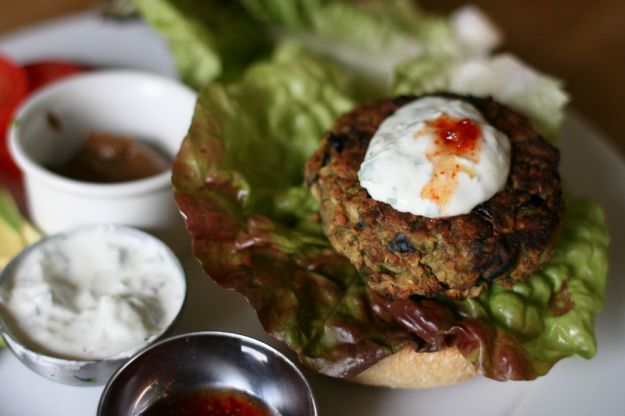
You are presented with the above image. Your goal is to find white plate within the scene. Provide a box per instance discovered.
[1,12,624,416]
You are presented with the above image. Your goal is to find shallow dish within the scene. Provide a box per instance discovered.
[0,12,623,416]
[0,224,187,386]
[98,331,317,416]
[8,70,196,251]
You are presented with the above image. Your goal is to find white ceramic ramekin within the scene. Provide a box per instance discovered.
[8,70,196,251]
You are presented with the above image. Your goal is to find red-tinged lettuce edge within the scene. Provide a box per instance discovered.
[172,95,540,381]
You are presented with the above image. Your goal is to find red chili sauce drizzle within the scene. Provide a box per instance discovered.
[429,115,481,154]
[142,388,275,416]
[420,115,483,208]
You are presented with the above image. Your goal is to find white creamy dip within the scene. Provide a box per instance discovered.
[0,226,185,360]
[358,97,511,217]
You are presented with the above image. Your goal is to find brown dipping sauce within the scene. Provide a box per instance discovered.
[52,131,170,183]
[142,388,275,416]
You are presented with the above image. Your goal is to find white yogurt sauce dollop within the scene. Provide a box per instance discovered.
[358,96,511,217]
[0,227,185,360]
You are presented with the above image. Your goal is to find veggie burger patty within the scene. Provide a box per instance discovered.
[305,94,563,300]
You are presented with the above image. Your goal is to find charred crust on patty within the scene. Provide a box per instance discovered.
[388,232,417,254]
[305,93,564,300]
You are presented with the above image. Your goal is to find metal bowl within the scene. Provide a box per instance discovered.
[98,331,317,416]
[0,224,187,386]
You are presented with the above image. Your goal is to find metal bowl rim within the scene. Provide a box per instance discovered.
[97,330,318,416]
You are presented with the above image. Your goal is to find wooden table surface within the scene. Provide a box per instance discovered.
[2,0,623,156]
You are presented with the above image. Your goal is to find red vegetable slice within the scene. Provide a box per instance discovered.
[24,60,85,92]
[0,54,28,177]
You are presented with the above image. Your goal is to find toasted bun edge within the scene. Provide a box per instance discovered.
[351,346,477,389]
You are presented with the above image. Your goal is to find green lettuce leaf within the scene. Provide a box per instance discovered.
[135,0,504,101]
[393,53,569,140]
[454,198,609,376]
[176,42,353,218]
[173,45,609,380]
[173,49,414,376]
[131,0,271,89]
[240,0,498,93]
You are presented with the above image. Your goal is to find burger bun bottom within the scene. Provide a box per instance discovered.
[351,346,476,389]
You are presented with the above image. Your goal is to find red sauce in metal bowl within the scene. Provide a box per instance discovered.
[142,388,275,416]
